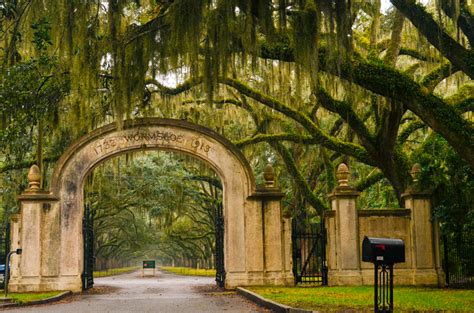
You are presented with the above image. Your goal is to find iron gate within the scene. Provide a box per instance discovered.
[292,218,327,285]
[82,204,94,290]
[215,202,225,288]
[443,231,474,289]
[0,223,10,288]
[0,223,11,263]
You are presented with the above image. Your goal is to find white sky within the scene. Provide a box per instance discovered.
[381,0,393,12]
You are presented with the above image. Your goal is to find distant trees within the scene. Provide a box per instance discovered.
[85,152,221,268]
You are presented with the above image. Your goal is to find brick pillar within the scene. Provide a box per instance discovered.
[402,163,444,286]
[327,163,362,285]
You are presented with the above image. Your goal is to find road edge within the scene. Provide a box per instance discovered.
[0,291,72,309]
[236,287,313,313]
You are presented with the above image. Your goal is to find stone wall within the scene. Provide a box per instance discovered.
[325,163,444,286]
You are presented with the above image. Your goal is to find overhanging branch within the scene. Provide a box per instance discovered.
[421,62,460,92]
[221,77,372,163]
[390,0,474,79]
[146,77,203,95]
[260,43,473,165]
[272,142,329,215]
[316,87,376,154]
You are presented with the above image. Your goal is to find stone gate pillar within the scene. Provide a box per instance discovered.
[327,163,362,285]
[9,165,58,292]
[248,164,294,285]
[402,164,444,286]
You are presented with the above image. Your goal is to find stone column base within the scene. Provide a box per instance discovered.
[328,270,363,286]
[226,271,294,289]
[412,269,445,286]
[262,271,294,286]
[9,275,82,293]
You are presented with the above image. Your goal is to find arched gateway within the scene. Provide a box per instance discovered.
[9,119,293,292]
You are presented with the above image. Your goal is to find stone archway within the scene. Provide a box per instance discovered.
[9,118,294,292]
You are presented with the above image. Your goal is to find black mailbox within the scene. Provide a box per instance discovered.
[362,236,405,264]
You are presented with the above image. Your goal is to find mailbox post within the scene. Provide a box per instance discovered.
[362,237,405,313]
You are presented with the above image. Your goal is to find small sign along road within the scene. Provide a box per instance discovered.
[2,270,268,313]
[142,260,157,277]
[142,260,156,269]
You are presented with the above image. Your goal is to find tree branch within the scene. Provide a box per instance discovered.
[122,1,175,46]
[181,98,242,107]
[355,171,385,192]
[398,120,426,144]
[315,87,376,153]
[186,175,222,190]
[390,0,474,79]
[146,77,203,95]
[398,48,436,62]
[0,155,60,173]
[271,142,329,214]
[439,0,474,45]
[260,43,474,166]
[221,77,372,163]
[421,62,460,92]
[384,8,405,65]
[454,98,474,113]
[339,57,474,165]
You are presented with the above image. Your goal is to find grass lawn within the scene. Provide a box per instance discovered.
[160,266,216,277]
[247,286,474,312]
[5,291,64,304]
[93,266,140,277]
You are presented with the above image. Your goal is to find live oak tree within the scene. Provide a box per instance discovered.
[0,1,472,229]
[85,152,222,267]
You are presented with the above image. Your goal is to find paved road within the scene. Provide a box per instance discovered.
[2,271,269,313]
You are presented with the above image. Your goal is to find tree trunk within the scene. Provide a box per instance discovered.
[384,9,405,65]
[37,121,44,188]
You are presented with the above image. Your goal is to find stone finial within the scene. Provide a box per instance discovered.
[410,163,421,183]
[263,163,275,187]
[27,164,41,191]
[336,163,350,187]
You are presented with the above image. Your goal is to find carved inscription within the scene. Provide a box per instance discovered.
[123,131,184,144]
[191,138,211,153]
[94,138,118,155]
[92,130,212,156]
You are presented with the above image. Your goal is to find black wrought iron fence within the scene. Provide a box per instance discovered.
[214,202,225,288]
[442,231,474,289]
[82,204,94,290]
[0,223,11,289]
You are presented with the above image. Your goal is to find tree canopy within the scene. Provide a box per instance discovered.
[0,0,473,261]
[84,152,222,268]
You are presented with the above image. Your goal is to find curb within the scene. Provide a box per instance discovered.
[0,291,72,309]
[236,287,313,313]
